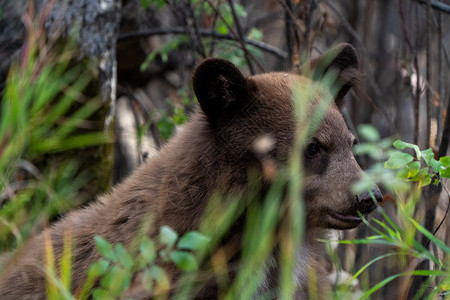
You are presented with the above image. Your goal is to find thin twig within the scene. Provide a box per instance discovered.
[247,9,284,29]
[418,0,450,14]
[276,0,303,65]
[438,93,450,158]
[436,11,443,146]
[186,0,207,58]
[399,0,414,52]
[284,0,294,64]
[207,7,220,57]
[323,0,392,126]
[227,0,255,74]
[414,1,421,146]
[399,0,421,145]
[425,0,432,148]
[425,183,450,249]
[118,27,288,59]
[275,0,305,36]
[177,0,206,58]
[203,0,265,72]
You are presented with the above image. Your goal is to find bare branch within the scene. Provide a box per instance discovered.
[426,0,432,148]
[227,0,255,74]
[186,0,207,58]
[418,0,450,14]
[323,0,392,126]
[118,27,288,59]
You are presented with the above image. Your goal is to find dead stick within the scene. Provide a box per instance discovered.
[227,0,255,74]
[118,27,288,59]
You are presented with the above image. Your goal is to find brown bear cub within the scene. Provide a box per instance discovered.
[0,44,382,298]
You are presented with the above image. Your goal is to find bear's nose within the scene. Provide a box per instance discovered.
[356,187,383,213]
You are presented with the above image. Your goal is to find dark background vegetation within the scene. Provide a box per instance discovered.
[0,0,449,298]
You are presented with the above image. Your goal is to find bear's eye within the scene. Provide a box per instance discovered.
[305,142,320,158]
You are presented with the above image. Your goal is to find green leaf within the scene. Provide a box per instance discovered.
[421,148,434,165]
[217,24,229,34]
[408,167,433,187]
[100,265,131,295]
[157,115,175,140]
[140,0,151,8]
[92,288,113,300]
[169,250,199,271]
[177,231,210,251]
[441,166,450,178]
[94,236,116,262]
[110,267,132,296]
[440,157,450,178]
[353,143,379,157]
[358,125,380,142]
[115,243,134,269]
[421,176,432,186]
[410,167,431,182]
[173,107,187,125]
[430,158,442,173]
[100,265,118,288]
[397,161,420,179]
[150,265,170,290]
[248,28,263,41]
[393,139,407,150]
[160,226,178,248]
[150,265,165,279]
[393,140,422,159]
[87,260,110,278]
[140,237,156,264]
[142,269,154,291]
[234,3,247,17]
[384,151,413,169]
[441,156,450,167]
[140,0,165,9]
[409,164,422,177]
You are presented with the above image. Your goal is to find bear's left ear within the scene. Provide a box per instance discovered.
[193,58,248,120]
[303,43,360,109]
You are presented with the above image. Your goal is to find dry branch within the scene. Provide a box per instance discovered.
[418,0,450,14]
[227,0,255,74]
[118,27,288,59]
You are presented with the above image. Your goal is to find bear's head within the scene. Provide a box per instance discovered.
[192,44,382,230]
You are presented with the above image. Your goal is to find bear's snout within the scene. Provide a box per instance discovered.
[355,187,383,214]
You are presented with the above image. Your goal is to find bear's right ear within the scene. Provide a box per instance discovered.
[193,58,248,120]
[301,44,360,109]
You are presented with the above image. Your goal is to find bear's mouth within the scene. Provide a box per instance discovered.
[329,210,362,224]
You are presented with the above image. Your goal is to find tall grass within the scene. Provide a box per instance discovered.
[0,5,109,252]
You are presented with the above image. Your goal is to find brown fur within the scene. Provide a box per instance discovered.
[0,44,381,299]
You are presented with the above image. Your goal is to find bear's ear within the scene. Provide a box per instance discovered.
[193,58,248,120]
[303,43,360,109]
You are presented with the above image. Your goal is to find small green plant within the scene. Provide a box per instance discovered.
[0,9,109,250]
[83,226,210,299]
[330,125,450,299]
[385,140,450,186]
[156,105,188,140]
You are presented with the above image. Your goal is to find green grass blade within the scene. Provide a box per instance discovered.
[352,252,401,280]
[409,217,450,253]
